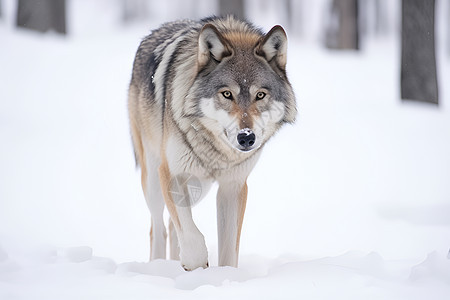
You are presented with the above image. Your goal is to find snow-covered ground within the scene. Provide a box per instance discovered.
[1,1,450,299]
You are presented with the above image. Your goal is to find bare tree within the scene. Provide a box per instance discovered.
[17,0,66,34]
[122,0,149,23]
[448,1,450,57]
[359,0,389,38]
[401,0,438,104]
[325,0,359,50]
[284,0,293,32]
[372,0,388,36]
[219,0,245,20]
[283,0,303,36]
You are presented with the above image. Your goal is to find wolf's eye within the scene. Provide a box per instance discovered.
[256,92,266,101]
[222,91,233,100]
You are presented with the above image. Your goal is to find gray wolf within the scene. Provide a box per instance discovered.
[128,16,296,271]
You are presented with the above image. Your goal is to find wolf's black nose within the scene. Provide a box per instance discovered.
[237,130,256,149]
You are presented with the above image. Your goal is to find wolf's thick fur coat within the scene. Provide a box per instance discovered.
[128,16,296,270]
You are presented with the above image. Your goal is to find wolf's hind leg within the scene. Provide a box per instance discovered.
[143,154,167,260]
[169,219,180,260]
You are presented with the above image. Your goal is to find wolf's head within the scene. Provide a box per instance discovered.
[187,19,296,153]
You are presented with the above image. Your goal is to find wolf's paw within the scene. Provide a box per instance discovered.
[180,248,208,271]
[179,233,208,271]
[182,261,209,271]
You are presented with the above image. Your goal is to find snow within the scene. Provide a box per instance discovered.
[1,1,450,299]
[1,246,450,299]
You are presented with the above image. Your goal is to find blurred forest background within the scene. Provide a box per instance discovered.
[1,0,448,105]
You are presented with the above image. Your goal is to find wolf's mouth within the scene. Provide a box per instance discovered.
[237,146,255,152]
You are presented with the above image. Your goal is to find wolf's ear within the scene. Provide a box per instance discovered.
[256,25,288,71]
[198,24,232,69]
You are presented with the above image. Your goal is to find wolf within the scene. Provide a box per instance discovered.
[128,16,296,271]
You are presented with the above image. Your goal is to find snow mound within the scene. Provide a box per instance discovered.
[175,265,253,290]
[58,246,93,263]
[117,259,184,279]
[0,245,8,262]
[410,251,450,284]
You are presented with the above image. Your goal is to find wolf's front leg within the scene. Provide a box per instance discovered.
[217,180,248,267]
[158,159,208,271]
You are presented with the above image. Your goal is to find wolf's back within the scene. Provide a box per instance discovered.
[129,19,202,107]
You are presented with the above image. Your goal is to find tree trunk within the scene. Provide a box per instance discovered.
[448,1,450,57]
[219,0,246,20]
[285,0,293,32]
[17,0,66,34]
[401,0,438,104]
[373,0,388,35]
[122,0,149,23]
[325,0,359,50]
